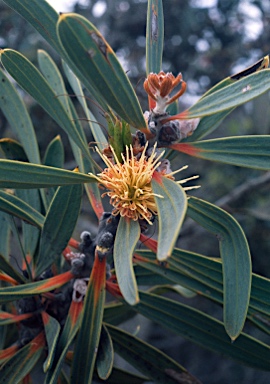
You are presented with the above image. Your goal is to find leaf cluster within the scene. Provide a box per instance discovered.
[0,1,270,383]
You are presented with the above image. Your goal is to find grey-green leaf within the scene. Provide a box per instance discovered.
[187,197,252,340]
[114,217,140,305]
[152,176,187,261]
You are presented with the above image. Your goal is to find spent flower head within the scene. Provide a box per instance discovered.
[144,71,187,114]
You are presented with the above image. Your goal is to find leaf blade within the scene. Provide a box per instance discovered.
[187,197,252,339]
[114,218,140,305]
[35,184,82,276]
[0,68,40,164]
[0,160,96,189]
[0,49,91,161]
[57,13,146,129]
[146,0,164,75]
[135,291,270,371]
[70,256,107,384]
[182,136,270,170]
[152,175,187,261]
[185,70,270,118]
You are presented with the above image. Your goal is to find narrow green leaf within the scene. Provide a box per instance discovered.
[0,271,74,304]
[70,256,107,384]
[0,333,45,383]
[37,49,70,114]
[200,76,234,100]
[67,100,104,218]
[137,248,270,325]
[0,160,96,189]
[185,70,270,118]
[57,13,146,129]
[0,68,40,164]
[135,256,221,298]
[43,135,64,169]
[185,136,270,170]
[247,309,270,336]
[2,0,60,52]
[45,301,83,384]
[0,138,28,162]
[96,325,114,380]
[114,217,140,305]
[146,0,164,75]
[0,190,44,228]
[3,0,108,109]
[187,197,252,340]
[135,291,270,371]
[16,189,41,258]
[93,367,148,384]
[134,264,173,286]
[42,312,61,372]
[183,73,237,141]
[43,135,65,203]
[0,212,11,259]
[0,49,91,161]
[106,323,199,384]
[62,61,107,151]
[185,110,232,142]
[152,176,187,261]
[0,253,26,284]
[35,184,82,276]
[103,302,137,326]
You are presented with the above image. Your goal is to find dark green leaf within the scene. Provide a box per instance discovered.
[42,312,61,373]
[96,325,114,380]
[93,367,148,384]
[57,13,146,129]
[0,253,26,284]
[0,138,28,162]
[43,135,64,169]
[135,291,270,371]
[2,0,60,52]
[0,68,40,164]
[0,160,96,189]
[0,212,11,260]
[103,302,137,326]
[45,301,83,384]
[70,256,106,384]
[62,61,107,151]
[0,332,45,383]
[35,184,82,276]
[0,49,91,160]
[16,189,42,259]
[135,248,270,324]
[106,323,199,384]
[0,190,44,228]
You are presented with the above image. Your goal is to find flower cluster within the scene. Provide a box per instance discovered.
[90,142,199,224]
[91,143,163,224]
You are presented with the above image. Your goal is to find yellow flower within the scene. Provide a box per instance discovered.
[90,143,199,224]
[90,143,163,224]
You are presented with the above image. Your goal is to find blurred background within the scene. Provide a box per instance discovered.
[1,0,270,382]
